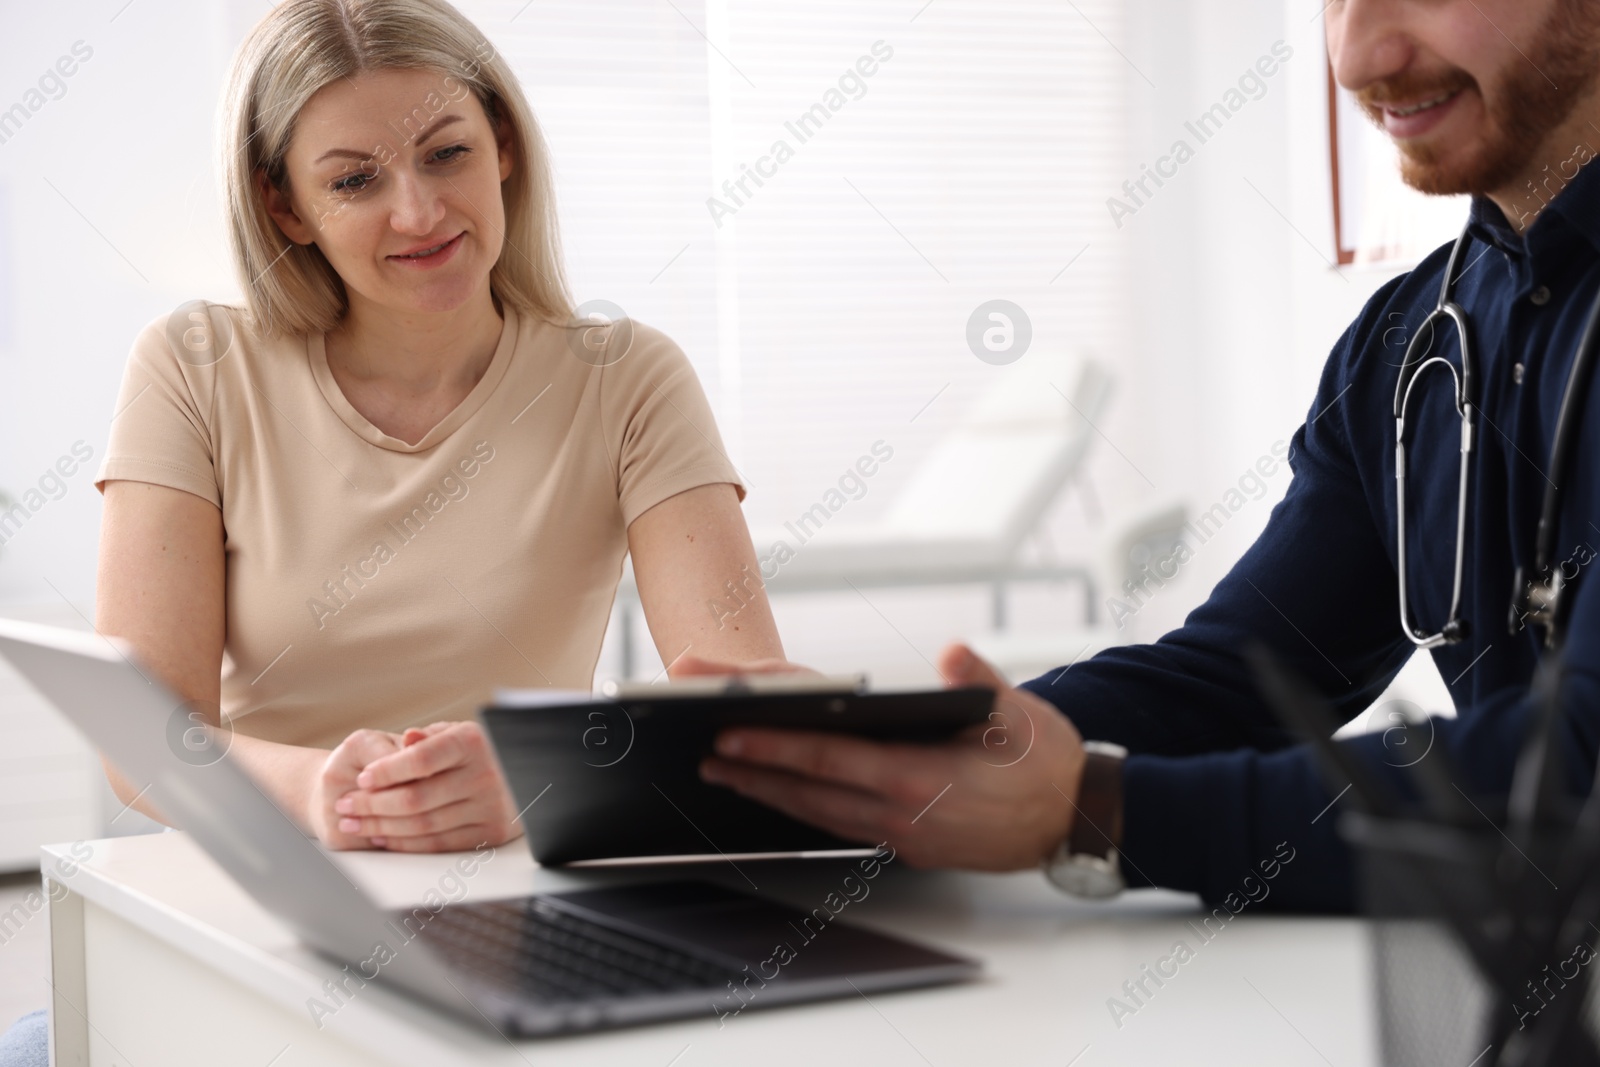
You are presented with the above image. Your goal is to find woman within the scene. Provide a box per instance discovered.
[0,1,787,1057]
[96,0,784,852]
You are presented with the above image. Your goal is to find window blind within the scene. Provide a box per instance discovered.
[491,0,1129,531]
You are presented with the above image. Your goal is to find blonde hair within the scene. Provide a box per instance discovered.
[219,0,573,337]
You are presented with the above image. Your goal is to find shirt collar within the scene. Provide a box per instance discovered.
[1549,143,1600,254]
[1465,143,1600,259]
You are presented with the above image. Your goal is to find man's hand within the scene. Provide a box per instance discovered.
[328,721,525,852]
[689,643,1088,871]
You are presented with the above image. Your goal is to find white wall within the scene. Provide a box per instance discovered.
[0,1,244,608]
[1116,0,1320,633]
[1109,0,1452,712]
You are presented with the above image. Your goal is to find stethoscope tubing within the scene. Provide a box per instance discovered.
[1394,225,1478,650]
[1392,221,1600,653]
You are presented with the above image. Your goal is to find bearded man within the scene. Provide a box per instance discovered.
[682,0,1600,912]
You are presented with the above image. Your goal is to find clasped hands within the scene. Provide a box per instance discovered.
[310,720,523,852]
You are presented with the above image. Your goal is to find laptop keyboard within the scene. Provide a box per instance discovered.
[412,897,741,1001]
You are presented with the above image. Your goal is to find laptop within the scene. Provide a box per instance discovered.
[0,618,979,1038]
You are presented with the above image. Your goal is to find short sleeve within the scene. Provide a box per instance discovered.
[599,321,745,527]
[94,310,221,508]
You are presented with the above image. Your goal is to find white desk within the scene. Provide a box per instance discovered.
[41,832,1378,1065]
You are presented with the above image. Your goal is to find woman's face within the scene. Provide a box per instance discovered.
[262,67,515,319]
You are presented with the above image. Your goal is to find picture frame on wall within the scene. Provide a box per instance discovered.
[1327,58,1469,267]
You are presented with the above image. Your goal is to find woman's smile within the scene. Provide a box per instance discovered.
[386,230,465,270]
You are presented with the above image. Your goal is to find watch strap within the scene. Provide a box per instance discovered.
[1067,743,1126,861]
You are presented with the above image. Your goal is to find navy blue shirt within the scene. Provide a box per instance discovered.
[1020,158,1600,912]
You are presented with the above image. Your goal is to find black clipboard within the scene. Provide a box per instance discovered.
[479,681,995,865]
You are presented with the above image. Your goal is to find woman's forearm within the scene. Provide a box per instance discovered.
[224,734,329,832]
[103,734,327,834]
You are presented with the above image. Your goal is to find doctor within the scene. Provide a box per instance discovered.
[687,0,1600,911]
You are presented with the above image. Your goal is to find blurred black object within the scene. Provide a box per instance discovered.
[1246,643,1600,1067]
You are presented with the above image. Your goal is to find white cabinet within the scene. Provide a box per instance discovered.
[0,602,104,871]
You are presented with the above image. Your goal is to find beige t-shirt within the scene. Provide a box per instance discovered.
[95,301,742,749]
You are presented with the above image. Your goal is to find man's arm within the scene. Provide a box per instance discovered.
[1119,653,1600,911]
[691,638,1600,913]
[687,295,1418,910]
[687,428,1600,909]
[692,273,1600,911]
[997,369,1408,906]
[1019,356,1411,761]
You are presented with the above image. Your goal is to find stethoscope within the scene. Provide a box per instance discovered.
[1394,223,1600,653]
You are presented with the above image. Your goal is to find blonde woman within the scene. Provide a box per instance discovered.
[0,4,784,1056]
[92,0,782,857]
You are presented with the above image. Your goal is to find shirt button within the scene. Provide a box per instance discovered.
[1530,285,1551,306]
[1514,362,1526,385]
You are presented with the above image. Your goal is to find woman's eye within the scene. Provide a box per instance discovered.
[326,146,465,194]
[332,164,378,194]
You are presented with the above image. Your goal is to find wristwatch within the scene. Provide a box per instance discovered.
[1042,741,1128,899]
